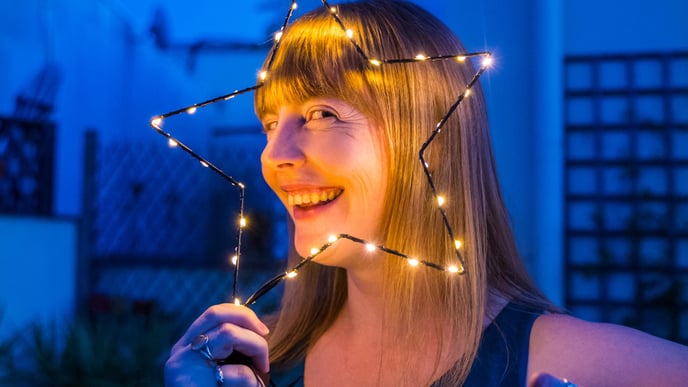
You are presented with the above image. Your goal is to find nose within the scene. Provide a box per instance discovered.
[260,115,306,170]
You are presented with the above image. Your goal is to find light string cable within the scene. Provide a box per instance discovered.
[148,0,492,306]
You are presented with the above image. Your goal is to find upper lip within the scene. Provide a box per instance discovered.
[280,184,342,193]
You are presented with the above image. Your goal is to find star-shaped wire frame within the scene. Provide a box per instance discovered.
[149,0,492,306]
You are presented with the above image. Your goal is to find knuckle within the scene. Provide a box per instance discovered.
[205,304,222,319]
[165,349,181,366]
[224,365,257,385]
[163,356,181,380]
[217,323,240,348]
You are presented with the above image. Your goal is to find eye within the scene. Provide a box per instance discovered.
[261,118,278,133]
[307,108,338,122]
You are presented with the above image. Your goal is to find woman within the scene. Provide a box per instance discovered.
[165,1,688,386]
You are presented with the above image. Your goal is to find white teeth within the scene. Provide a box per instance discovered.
[287,190,341,207]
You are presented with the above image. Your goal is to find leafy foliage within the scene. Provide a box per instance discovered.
[0,306,180,387]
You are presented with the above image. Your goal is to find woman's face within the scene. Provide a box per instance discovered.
[260,97,388,266]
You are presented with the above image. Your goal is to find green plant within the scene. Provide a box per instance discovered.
[0,310,179,387]
[0,308,16,380]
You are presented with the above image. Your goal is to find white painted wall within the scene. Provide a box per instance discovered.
[0,216,77,340]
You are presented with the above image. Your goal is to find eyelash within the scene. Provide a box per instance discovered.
[307,108,337,121]
[262,120,277,133]
[262,108,338,133]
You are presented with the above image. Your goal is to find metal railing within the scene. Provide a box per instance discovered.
[0,116,55,215]
[83,129,287,322]
[564,52,688,344]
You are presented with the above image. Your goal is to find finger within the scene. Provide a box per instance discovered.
[174,303,269,351]
[219,363,266,387]
[207,323,270,373]
[165,344,218,387]
[529,373,580,387]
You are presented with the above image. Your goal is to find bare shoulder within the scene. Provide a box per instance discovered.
[528,313,688,387]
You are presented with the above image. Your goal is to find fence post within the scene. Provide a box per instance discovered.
[77,129,98,314]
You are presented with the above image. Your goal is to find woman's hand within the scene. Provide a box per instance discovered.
[165,303,270,386]
[529,373,581,387]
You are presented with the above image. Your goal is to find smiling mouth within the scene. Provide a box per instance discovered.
[288,189,343,208]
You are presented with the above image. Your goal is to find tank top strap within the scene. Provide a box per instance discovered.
[269,360,304,387]
[461,302,543,386]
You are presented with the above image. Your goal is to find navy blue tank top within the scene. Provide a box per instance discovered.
[269,302,542,386]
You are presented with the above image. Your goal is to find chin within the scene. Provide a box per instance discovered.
[293,232,329,258]
[291,232,337,264]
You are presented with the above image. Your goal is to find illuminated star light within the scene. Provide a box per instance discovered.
[148,0,492,306]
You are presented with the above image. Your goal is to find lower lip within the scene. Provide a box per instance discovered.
[292,197,338,220]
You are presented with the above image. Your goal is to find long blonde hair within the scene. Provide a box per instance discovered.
[255,1,554,384]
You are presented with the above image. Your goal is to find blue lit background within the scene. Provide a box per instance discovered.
[1,0,686,382]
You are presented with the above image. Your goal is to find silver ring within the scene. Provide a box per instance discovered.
[215,364,224,386]
[562,378,578,387]
[190,334,215,361]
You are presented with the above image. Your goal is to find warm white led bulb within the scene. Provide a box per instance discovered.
[291,2,298,10]
[286,271,298,278]
[464,89,471,97]
[200,160,209,168]
[151,117,163,128]
[239,217,247,228]
[275,31,283,41]
[369,59,382,66]
[310,247,320,255]
[415,54,427,61]
[437,196,446,207]
[454,240,462,250]
[167,138,178,148]
[259,71,268,81]
[365,243,376,252]
[482,56,493,67]
[448,265,460,273]
[186,107,197,115]
[346,29,354,39]
[456,56,466,62]
[233,297,241,305]
[230,255,238,265]
[329,6,336,13]
[328,235,338,243]
[408,258,420,267]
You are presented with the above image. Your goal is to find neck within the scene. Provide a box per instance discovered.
[317,248,401,341]
[306,257,457,386]
[340,255,387,334]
